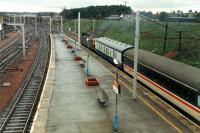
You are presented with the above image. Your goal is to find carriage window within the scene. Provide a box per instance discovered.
[106,48,108,54]
[113,51,117,58]
[96,43,99,49]
[198,95,200,107]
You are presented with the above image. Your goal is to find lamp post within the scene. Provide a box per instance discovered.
[86,54,89,76]
[78,12,81,50]
[86,38,89,76]
[113,58,120,131]
[133,11,140,100]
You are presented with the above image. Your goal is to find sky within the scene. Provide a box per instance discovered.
[0,0,199,13]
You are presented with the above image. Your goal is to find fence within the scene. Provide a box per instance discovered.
[64,15,200,68]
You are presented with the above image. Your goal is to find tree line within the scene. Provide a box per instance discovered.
[140,10,200,22]
[61,5,132,19]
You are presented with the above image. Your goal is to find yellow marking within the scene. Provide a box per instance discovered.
[85,48,184,133]
[138,95,184,133]
[119,74,184,133]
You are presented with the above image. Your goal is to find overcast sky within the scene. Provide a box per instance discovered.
[0,0,199,13]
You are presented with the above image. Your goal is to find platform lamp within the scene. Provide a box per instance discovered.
[86,38,90,76]
[113,58,121,131]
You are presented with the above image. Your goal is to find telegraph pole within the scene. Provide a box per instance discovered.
[74,19,77,33]
[9,15,11,23]
[13,16,16,31]
[35,18,37,36]
[61,16,63,35]
[22,24,25,58]
[24,16,26,25]
[123,0,128,6]
[20,16,22,24]
[133,11,140,100]
[93,19,95,34]
[78,12,81,50]
[50,16,52,33]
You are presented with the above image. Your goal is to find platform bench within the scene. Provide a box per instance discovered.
[97,89,109,103]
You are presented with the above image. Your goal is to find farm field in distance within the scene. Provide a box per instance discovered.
[64,19,200,68]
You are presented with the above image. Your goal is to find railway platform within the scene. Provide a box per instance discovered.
[30,34,181,133]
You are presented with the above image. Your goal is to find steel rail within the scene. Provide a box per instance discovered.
[0,30,50,132]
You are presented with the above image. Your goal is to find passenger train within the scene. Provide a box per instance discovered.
[81,32,200,122]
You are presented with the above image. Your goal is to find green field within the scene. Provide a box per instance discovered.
[64,19,200,68]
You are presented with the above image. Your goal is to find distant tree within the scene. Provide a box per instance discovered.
[177,10,181,17]
[61,5,132,19]
[154,12,159,19]
[142,11,153,18]
[182,13,188,17]
[196,13,200,17]
[188,10,193,13]
[159,12,168,22]
[181,11,183,15]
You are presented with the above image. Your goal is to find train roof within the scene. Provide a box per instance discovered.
[124,48,200,92]
[96,37,133,52]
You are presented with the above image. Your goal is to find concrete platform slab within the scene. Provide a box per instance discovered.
[31,34,180,133]
[46,35,177,133]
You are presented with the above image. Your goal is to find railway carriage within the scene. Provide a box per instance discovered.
[95,37,133,64]
[123,49,200,122]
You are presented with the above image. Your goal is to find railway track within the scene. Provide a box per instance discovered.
[0,31,50,133]
[0,32,35,126]
[64,32,200,132]
[0,35,21,53]
[0,32,35,71]
[0,31,33,54]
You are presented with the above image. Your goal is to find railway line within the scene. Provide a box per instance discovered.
[65,32,200,132]
[0,31,50,133]
[0,32,35,71]
[0,31,32,54]
[0,34,21,52]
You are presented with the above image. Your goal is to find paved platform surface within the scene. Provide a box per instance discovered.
[31,34,178,133]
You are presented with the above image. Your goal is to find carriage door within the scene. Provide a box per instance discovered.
[198,94,200,107]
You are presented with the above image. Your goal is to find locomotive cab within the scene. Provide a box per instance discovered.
[81,32,96,50]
